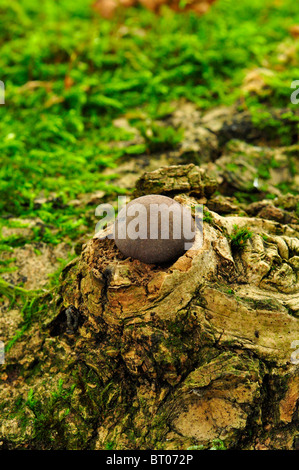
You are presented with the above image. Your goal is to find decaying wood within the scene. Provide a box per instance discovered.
[1,161,298,450]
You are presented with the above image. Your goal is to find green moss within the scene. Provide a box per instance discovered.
[226,163,240,172]
[226,288,234,295]
[265,193,276,200]
[210,438,227,450]
[249,106,299,146]
[22,380,78,448]
[257,163,271,180]
[105,441,115,450]
[1,0,299,253]
[235,192,260,204]
[276,182,297,195]
[203,209,213,223]
[229,225,253,249]
[0,281,52,352]
[240,297,282,311]
[187,445,205,450]
[137,122,184,152]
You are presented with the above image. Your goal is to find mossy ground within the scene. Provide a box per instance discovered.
[0,0,299,450]
[1,0,299,253]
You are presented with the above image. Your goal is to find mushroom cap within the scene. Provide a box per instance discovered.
[114,194,195,264]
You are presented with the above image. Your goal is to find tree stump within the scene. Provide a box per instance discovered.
[1,164,298,450]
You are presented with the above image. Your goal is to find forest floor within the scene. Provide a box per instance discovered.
[0,0,299,450]
[1,0,299,344]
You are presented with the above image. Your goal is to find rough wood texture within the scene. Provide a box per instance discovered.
[1,163,298,450]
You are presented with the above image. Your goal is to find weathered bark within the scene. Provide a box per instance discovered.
[1,162,298,450]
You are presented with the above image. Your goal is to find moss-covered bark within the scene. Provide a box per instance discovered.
[1,103,299,450]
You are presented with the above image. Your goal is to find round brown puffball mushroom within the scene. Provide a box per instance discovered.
[114,194,195,264]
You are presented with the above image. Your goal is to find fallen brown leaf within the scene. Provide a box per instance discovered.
[289,24,299,39]
[92,0,216,18]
